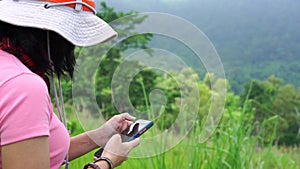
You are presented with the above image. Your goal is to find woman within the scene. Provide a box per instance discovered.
[0,0,140,169]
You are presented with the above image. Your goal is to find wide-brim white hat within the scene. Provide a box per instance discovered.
[0,0,117,47]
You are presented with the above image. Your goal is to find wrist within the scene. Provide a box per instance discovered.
[86,126,114,147]
[83,162,100,169]
[94,161,109,169]
[94,157,114,169]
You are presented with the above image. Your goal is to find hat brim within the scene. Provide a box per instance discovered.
[0,0,117,47]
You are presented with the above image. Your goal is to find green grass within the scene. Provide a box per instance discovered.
[62,104,300,169]
[65,140,300,169]
[61,82,300,169]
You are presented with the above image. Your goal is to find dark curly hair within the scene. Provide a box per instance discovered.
[0,21,76,78]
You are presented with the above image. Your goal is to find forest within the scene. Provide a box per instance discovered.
[57,2,300,169]
[99,0,300,93]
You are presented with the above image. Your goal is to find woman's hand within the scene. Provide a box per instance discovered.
[104,113,136,133]
[96,134,140,168]
[86,113,136,147]
[69,113,136,160]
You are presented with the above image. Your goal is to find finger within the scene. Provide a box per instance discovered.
[112,134,122,142]
[126,138,140,148]
[123,120,133,127]
[121,113,136,121]
[120,121,132,132]
[126,120,133,127]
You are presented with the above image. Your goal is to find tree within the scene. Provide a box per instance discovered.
[69,2,155,119]
[240,75,300,145]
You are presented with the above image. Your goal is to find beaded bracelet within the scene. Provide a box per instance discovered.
[94,157,114,169]
[83,162,101,169]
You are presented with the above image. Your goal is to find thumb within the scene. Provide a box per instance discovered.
[106,134,122,147]
[111,134,122,143]
[126,138,140,148]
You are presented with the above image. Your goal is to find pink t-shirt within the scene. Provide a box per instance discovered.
[0,50,70,169]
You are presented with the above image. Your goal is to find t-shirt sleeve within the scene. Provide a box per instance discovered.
[0,73,52,145]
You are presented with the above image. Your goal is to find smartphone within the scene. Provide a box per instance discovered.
[121,119,154,141]
[94,119,154,158]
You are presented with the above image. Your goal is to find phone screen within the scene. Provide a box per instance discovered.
[121,119,154,142]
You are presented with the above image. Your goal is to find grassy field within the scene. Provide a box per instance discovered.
[66,135,300,169]
[62,107,300,169]
[60,82,300,169]
[67,145,299,169]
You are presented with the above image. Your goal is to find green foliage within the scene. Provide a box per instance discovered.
[59,0,299,150]
[240,75,300,145]
[52,2,300,168]
[65,93,300,169]
[65,2,154,119]
[95,3,154,118]
[67,119,84,136]
[97,60,158,116]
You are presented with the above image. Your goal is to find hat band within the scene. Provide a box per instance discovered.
[44,0,96,14]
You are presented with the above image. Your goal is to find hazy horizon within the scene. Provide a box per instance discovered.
[96,0,300,92]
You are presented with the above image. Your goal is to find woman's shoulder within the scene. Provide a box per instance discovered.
[0,50,40,88]
[0,67,51,121]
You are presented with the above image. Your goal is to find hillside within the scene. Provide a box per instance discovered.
[97,0,300,93]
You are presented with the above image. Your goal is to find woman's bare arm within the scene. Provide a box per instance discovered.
[68,129,102,161]
[2,136,50,169]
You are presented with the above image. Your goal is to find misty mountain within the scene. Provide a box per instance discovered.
[97,0,300,93]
